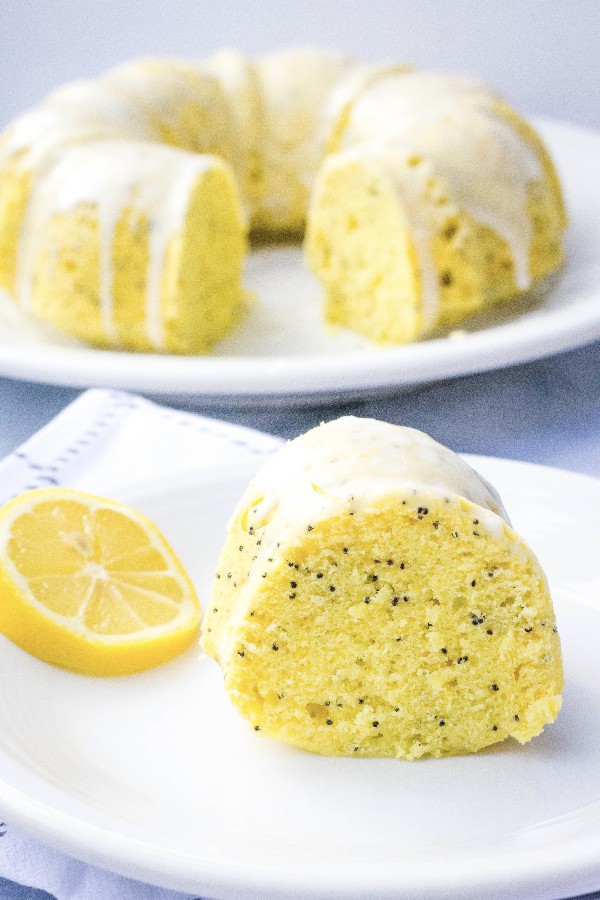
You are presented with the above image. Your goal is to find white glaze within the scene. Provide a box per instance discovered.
[336,72,543,328]
[319,62,410,155]
[103,60,211,145]
[1,80,156,170]
[239,416,509,543]
[203,49,250,97]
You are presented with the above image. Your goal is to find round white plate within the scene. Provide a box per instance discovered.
[0,118,599,406]
[0,457,599,899]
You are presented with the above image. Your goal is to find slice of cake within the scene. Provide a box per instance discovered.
[201,417,563,759]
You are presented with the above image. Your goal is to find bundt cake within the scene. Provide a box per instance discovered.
[0,49,566,353]
[201,417,563,759]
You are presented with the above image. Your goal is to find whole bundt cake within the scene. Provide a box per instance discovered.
[0,49,566,353]
[201,417,563,759]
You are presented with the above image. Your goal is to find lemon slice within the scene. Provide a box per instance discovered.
[0,488,201,675]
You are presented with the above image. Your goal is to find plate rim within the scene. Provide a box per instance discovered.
[0,117,599,403]
[0,455,600,898]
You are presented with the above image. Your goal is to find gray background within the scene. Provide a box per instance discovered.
[1,0,599,129]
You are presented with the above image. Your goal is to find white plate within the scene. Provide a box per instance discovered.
[0,456,599,899]
[0,118,599,407]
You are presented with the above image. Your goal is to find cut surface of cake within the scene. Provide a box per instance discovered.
[201,417,563,759]
[0,50,566,353]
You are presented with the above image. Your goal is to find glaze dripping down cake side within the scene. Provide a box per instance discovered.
[201,417,563,759]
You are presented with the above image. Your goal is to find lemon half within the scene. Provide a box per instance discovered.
[0,488,201,675]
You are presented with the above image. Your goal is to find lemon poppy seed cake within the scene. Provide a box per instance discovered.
[0,50,566,352]
[201,417,563,759]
